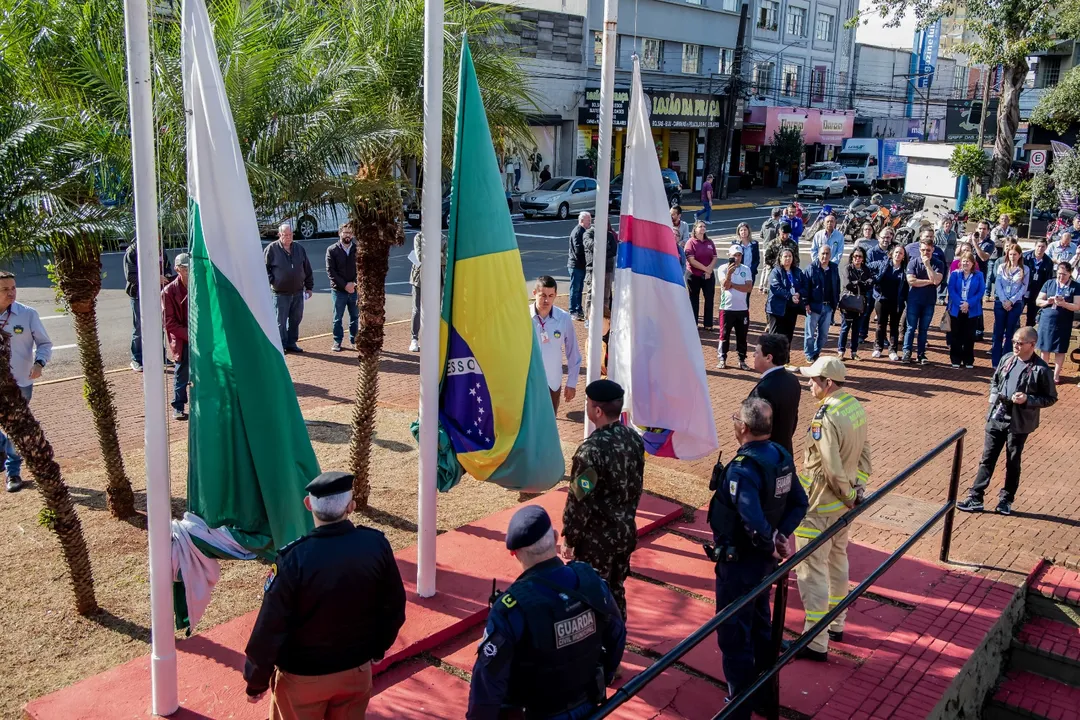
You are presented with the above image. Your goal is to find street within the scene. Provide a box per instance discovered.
[2,198,830,378]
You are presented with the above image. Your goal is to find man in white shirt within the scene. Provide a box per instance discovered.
[1049,229,1077,265]
[810,214,845,264]
[530,276,582,414]
[0,271,53,492]
[717,245,754,370]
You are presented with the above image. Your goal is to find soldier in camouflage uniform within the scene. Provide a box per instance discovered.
[562,379,645,620]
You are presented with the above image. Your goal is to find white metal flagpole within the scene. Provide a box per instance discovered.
[585,0,619,438]
[122,0,177,714]
[416,0,444,599]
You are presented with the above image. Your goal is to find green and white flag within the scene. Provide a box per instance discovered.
[181,0,319,593]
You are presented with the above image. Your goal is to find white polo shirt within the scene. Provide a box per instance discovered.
[718,263,754,311]
[530,304,581,391]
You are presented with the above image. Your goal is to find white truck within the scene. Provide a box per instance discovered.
[837,138,907,195]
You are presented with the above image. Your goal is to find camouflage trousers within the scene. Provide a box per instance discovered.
[574,542,633,621]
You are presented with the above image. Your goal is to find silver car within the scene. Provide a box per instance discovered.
[797,166,849,200]
[519,177,597,220]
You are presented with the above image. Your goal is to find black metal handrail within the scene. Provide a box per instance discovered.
[588,427,967,720]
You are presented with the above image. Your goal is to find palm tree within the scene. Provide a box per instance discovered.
[332,0,536,506]
[0,88,98,615]
[1,0,138,518]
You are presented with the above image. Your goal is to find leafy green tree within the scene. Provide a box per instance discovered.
[857,0,1069,187]
[771,126,804,186]
[949,144,989,184]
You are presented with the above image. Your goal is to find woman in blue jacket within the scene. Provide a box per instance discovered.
[765,247,805,342]
[946,251,986,368]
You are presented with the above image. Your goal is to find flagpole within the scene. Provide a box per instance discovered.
[416,0,444,599]
[585,0,619,438]
[122,0,177,714]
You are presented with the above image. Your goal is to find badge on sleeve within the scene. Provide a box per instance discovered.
[811,421,822,441]
[571,467,598,501]
[263,563,277,592]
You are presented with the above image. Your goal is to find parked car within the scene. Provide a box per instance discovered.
[405,193,451,229]
[609,168,682,212]
[259,203,353,239]
[519,176,597,219]
[796,163,849,200]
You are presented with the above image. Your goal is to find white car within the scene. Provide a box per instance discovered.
[797,167,849,200]
[260,203,353,239]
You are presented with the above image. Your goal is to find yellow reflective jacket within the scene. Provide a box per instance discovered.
[799,390,872,517]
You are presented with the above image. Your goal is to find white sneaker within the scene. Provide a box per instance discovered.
[409,339,420,352]
[871,349,881,359]
[888,351,899,361]
[130,361,143,372]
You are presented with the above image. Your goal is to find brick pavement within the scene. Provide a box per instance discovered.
[27,292,1080,582]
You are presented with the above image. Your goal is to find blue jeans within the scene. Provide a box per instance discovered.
[173,345,189,412]
[130,297,142,365]
[903,302,935,357]
[3,384,34,478]
[985,258,999,298]
[803,308,832,361]
[568,267,586,316]
[695,200,712,223]
[274,292,305,349]
[331,288,358,345]
[991,301,1023,367]
[838,304,873,355]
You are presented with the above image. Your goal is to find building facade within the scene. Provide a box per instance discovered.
[579,0,742,192]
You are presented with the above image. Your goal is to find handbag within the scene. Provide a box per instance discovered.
[940,313,952,332]
[838,293,865,314]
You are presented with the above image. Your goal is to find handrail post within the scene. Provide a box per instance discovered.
[767,571,789,720]
[940,435,964,563]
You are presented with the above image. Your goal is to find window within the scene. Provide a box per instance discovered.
[786,7,807,37]
[752,62,775,94]
[757,0,779,30]
[685,0,703,5]
[811,65,826,103]
[1042,57,1062,88]
[642,38,663,71]
[719,0,739,9]
[952,65,966,94]
[682,44,701,74]
[782,63,801,97]
[719,48,735,75]
[593,31,603,66]
[815,11,834,42]
[584,178,597,191]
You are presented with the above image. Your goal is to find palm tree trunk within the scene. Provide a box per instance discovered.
[349,188,404,508]
[991,59,1029,188]
[70,305,136,518]
[0,330,97,615]
[54,242,136,519]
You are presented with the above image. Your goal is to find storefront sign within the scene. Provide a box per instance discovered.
[944,98,998,143]
[577,88,723,129]
[740,107,854,146]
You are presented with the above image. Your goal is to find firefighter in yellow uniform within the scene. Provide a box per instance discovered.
[793,357,871,661]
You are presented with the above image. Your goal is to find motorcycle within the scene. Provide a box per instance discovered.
[1045,208,1077,242]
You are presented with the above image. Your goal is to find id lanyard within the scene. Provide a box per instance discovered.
[536,311,551,344]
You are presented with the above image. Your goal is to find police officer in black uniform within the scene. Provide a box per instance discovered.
[467,505,626,720]
[706,398,808,720]
[244,471,407,718]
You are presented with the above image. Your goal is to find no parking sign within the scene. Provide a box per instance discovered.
[1030,149,1047,173]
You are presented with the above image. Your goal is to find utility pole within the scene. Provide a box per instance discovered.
[720,2,749,199]
[976,68,991,148]
[922,73,933,141]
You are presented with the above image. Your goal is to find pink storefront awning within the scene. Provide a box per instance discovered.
[741,107,854,147]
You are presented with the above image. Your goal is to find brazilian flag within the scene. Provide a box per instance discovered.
[437,40,565,491]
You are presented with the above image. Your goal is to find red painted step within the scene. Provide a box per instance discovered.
[992,670,1080,720]
[1031,563,1080,607]
[1017,615,1080,663]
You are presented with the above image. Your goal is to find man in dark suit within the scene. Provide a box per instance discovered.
[748,333,802,457]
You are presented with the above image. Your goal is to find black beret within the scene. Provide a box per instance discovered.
[305,471,354,498]
[780,222,792,233]
[585,378,624,403]
[506,505,553,551]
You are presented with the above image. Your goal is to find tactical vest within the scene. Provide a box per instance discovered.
[707,442,796,554]
[505,562,610,716]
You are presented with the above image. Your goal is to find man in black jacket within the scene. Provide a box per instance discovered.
[244,471,406,716]
[958,327,1058,516]
[748,333,802,457]
[325,223,358,352]
[1023,239,1054,328]
[567,212,591,320]
[264,223,314,353]
[123,240,174,372]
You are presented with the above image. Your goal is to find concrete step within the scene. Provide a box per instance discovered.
[985,669,1080,720]
[1028,563,1080,628]
[1009,615,1080,687]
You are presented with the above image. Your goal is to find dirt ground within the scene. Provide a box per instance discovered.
[0,403,710,717]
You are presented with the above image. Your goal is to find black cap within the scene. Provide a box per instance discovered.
[586,378,624,403]
[305,471,354,498]
[780,222,792,233]
[506,505,553,550]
